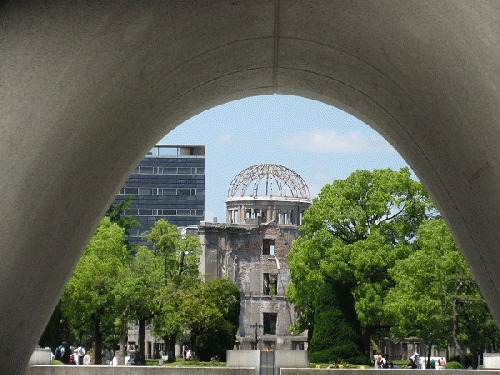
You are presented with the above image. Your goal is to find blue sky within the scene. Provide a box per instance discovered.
[159,95,410,223]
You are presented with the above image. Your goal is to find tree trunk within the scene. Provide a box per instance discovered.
[452,293,467,368]
[426,343,432,369]
[116,318,127,365]
[94,314,103,365]
[362,327,373,365]
[163,333,177,362]
[138,318,146,365]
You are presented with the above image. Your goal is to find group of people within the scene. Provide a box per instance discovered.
[374,353,394,369]
[54,344,90,365]
[408,354,447,369]
[374,352,447,369]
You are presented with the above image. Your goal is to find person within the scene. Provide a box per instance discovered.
[76,346,86,365]
[430,358,436,369]
[83,352,91,365]
[414,354,422,369]
[186,348,192,361]
[438,357,446,370]
[133,345,141,365]
[375,353,384,369]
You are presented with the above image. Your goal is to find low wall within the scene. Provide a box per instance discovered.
[484,353,500,369]
[281,370,500,375]
[27,366,255,375]
[28,348,52,366]
[26,368,500,375]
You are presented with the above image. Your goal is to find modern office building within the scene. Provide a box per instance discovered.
[113,145,205,247]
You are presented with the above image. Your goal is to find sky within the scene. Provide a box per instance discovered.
[159,95,411,223]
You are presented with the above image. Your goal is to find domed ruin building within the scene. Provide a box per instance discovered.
[189,164,311,351]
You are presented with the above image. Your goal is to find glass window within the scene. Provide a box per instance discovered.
[177,210,190,216]
[163,189,176,195]
[177,189,191,196]
[124,188,139,195]
[196,189,205,195]
[140,166,153,174]
[177,167,191,174]
[164,210,176,215]
[195,210,204,216]
[139,209,153,216]
[197,168,205,174]
[263,239,275,256]
[163,168,177,175]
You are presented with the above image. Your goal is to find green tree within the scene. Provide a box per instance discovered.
[143,219,202,362]
[308,278,366,364]
[60,217,130,364]
[385,219,500,368]
[189,279,240,361]
[287,168,435,362]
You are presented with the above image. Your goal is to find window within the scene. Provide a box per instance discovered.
[197,168,204,174]
[123,187,138,195]
[177,210,190,216]
[177,167,191,174]
[263,273,278,296]
[177,189,191,196]
[163,168,177,175]
[292,342,305,350]
[263,313,277,335]
[263,239,275,255]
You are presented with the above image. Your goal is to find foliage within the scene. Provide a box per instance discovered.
[106,196,140,239]
[192,279,241,361]
[154,278,240,361]
[50,360,63,365]
[287,168,435,360]
[308,278,366,364]
[60,216,130,363]
[445,361,462,369]
[385,219,500,366]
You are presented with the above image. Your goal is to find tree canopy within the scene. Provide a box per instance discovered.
[60,216,130,364]
[287,168,436,362]
[385,219,500,367]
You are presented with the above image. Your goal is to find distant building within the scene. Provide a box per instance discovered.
[188,164,311,351]
[128,163,310,357]
[112,145,205,247]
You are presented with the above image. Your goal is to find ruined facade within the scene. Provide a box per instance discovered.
[188,164,311,350]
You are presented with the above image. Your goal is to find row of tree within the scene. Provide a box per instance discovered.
[287,168,500,367]
[40,198,240,364]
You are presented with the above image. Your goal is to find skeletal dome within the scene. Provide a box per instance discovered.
[228,164,310,200]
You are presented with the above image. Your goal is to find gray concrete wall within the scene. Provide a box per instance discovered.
[27,366,255,375]
[5,1,500,374]
[280,370,500,375]
[28,348,52,366]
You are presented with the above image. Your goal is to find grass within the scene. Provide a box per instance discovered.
[308,363,368,369]
[145,358,226,367]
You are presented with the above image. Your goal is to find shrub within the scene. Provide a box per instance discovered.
[445,361,462,369]
[50,360,63,365]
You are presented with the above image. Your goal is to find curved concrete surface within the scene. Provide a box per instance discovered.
[2,1,500,373]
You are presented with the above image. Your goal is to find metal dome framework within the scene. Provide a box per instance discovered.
[228,164,310,200]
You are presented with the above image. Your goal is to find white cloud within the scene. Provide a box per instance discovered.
[278,130,397,154]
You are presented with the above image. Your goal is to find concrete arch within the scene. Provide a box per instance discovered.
[2,1,500,372]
